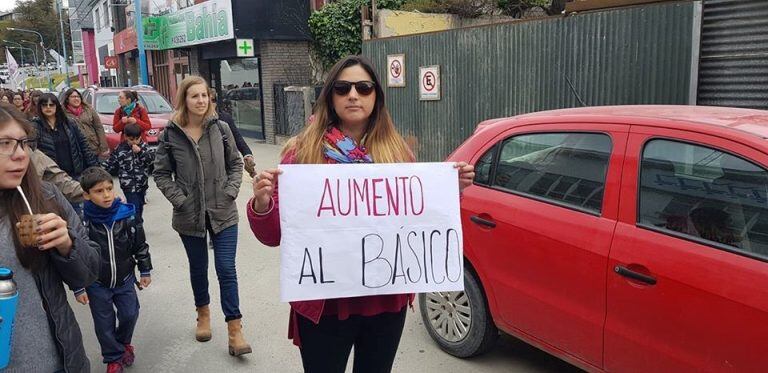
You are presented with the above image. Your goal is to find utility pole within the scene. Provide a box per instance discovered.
[56,0,70,88]
[8,27,53,91]
[20,40,42,88]
[135,0,149,85]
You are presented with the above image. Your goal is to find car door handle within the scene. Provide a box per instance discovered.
[614,265,657,285]
[470,215,496,228]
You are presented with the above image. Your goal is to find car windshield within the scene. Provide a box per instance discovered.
[95,92,173,114]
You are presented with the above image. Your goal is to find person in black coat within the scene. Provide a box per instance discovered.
[32,94,99,214]
[32,93,99,180]
[211,89,256,177]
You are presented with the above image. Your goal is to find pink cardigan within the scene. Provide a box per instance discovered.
[247,150,411,347]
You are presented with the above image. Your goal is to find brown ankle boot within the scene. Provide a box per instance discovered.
[195,306,212,342]
[227,319,252,356]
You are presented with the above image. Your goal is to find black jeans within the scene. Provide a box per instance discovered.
[297,309,407,373]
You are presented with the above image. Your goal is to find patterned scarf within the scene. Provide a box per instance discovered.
[122,102,136,117]
[323,126,372,163]
[65,104,84,118]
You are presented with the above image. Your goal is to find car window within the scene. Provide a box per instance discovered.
[639,139,768,260]
[474,144,497,186]
[491,132,611,214]
[94,92,173,114]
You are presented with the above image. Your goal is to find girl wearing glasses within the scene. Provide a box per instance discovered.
[63,88,109,158]
[248,56,475,372]
[0,104,100,372]
[32,94,99,213]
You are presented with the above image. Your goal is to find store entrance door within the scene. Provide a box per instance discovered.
[216,58,264,139]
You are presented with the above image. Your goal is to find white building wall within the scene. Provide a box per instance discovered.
[92,0,116,81]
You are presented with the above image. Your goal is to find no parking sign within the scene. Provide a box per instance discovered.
[387,54,405,87]
[419,65,440,101]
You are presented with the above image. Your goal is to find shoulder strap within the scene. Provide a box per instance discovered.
[162,127,176,172]
[215,120,232,172]
[216,120,229,147]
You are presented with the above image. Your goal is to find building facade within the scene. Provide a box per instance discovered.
[68,0,313,142]
[144,0,313,141]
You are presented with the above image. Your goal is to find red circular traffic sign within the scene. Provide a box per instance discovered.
[422,71,436,92]
[390,60,402,79]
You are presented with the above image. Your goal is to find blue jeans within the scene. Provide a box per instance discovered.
[124,191,146,224]
[180,224,242,321]
[86,275,140,363]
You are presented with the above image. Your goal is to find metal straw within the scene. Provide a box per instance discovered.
[15,186,33,215]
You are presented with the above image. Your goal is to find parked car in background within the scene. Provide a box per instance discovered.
[82,85,173,150]
[423,105,768,372]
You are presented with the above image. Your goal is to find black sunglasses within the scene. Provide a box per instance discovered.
[332,80,376,96]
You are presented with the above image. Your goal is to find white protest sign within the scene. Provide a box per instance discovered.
[278,163,464,302]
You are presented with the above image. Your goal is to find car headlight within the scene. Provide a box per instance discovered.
[103,125,115,134]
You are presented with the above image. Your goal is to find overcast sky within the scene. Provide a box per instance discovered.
[0,0,15,12]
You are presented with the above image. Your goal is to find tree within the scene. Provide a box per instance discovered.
[309,0,404,69]
[9,0,72,63]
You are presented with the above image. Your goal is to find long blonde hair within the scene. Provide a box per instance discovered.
[172,75,217,127]
[289,56,412,164]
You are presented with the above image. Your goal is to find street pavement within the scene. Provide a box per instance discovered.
[71,140,582,373]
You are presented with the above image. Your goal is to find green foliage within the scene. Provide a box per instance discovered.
[497,0,553,17]
[401,0,496,18]
[308,0,406,70]
[309,0,367,70]
[400,0,444,13]
[377,0,407,9]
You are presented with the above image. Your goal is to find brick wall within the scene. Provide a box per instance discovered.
[260,40,312,143]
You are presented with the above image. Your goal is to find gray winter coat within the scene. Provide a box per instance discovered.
[153,118,243,237]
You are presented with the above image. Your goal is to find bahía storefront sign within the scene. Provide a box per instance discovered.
[143,0,233,50]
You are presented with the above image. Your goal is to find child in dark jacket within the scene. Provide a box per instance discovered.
[73,167,152,373]
[102,123,154,223]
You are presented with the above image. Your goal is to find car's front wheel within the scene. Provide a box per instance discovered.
[418,267,498,357]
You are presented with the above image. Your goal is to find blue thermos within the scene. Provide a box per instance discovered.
[0,268,18,369]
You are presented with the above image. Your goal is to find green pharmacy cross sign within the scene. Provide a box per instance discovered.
[237,39,254,57]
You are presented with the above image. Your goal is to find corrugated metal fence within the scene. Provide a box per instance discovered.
[697,0,768,109]
[363,1,697,161]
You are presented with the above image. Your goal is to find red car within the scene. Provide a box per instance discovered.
[82,86,174,151]
[421,106,768,372]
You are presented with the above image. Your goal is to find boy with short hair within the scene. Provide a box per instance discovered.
[74,167,152,373]
[103,123,153,223]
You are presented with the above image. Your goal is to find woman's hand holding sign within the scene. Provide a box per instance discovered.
[455,162,475,192]
[252,168,282,213]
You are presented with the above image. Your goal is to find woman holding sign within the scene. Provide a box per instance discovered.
[153,76,251,356]
[248,55,475,372]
